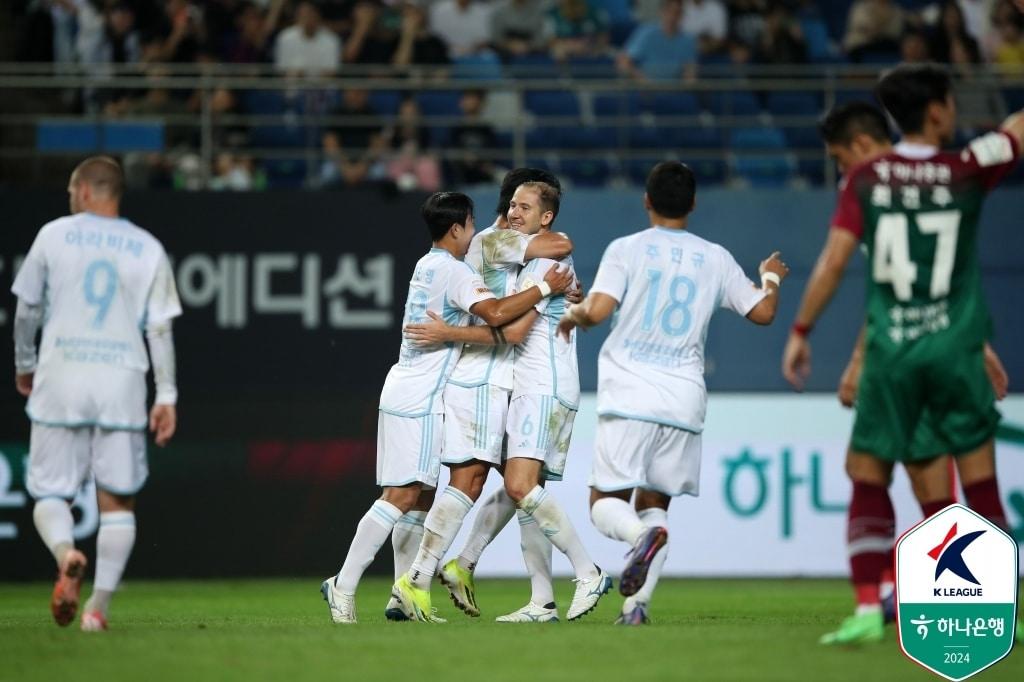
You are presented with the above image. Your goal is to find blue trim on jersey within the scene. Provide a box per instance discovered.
[27,409,147,432]
[98,516,137,527]
[429,247,453,257]
[597,410,703,434]
[379,477,435,488]
[378,406,443,419]
[441,452,497,465]
[653,226,688,237]
[30,493,77,502]
[94,480,147,497]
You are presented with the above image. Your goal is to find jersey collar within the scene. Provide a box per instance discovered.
[893,141,939,159]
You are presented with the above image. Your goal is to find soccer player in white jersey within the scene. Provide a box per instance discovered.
[11,156,182,632]
[321,191,573,624]
[557,162,789,624]
[398,182,611,622]
[383,169,573,623]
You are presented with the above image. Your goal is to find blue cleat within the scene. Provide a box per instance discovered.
[619,527,668,597]
[614,603,650,626]
[385,596,410,621]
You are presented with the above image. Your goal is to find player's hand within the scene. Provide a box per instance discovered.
[557,311,578,342]
[837,356,862,408]
[404,310,451,347]
[759,251,790,283]
[984,343,1009,401]
[542,263,574,295]
[15,372,33,397]
[565,279,584,304]
[782,333,811,391]
[149,403,176,447]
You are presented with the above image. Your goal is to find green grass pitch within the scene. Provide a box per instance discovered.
[1,578,1020,682]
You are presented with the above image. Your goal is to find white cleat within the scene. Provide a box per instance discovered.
[567,567,613,621]
[495,602,559,623]
[80,611,108,632]
[320,578,357,624]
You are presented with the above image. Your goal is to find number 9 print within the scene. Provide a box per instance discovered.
[84,260,119,329]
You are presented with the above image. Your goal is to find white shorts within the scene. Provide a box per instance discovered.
[27,423,147,499]
[377,411,442,489]
[589,415,702,497]
[506,394,577,481]
[442,383,510,467]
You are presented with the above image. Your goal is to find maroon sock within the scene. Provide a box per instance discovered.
[848,482,895,606]
[920,498,954,519]
[962,477,1008,532]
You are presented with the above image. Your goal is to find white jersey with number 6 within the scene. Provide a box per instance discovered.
[11,212,182,430]
[590,226,765,432]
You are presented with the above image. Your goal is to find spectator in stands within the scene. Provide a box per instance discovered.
[319,88,387,187]
[155,0,207,63]
[928,0,981,63]
[429,0,494,57]
[754,1,806,63]
[958,0,997,44]
[210,151,265,190]
[842,0,904,61]
[392,2,450,70]
[728,0,768,49]
[225,0,285,63]
[382,97,442,191]
[546,0,610,62]
[618,0,697,81]
[681,0,728,54]
[992,2,1024,67]
[491,0,551,60]
[900,27,932,62]
[449,89,500,184]
[950,33,1007,132]
[344,1,400,64]
[274,0,341,76]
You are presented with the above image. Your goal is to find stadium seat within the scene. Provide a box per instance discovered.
[263,158,308,188]
[507,53,557,79]
[765,92,822,117]
[651,92,700,116]
[673,125,723,150]
[102,121,164,152]
[729,127,795,186]
[451,52,504,80]
[367,90,403,116]
[833,89,875,107]
[36,120,99,152]
[241,90,290,115]
[703,91,761,116]
[523,91,581,118]
[564,55,617,80]
[560,157,614,186]
[249,124,310,149]
[800,18,836,62]
[593,92,643,120]
[36,120,165,153]
[415,91,462,118]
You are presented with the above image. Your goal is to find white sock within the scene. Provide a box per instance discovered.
[84,511,136,616]
[336,500,403,594]
[518,486,597,580]
[33,498,74,566]
[457,488,516,572]
[392,511,426,579]
[624,507,669,611]
[590,497,648,545]
[409,487,474,589]
[518,510,554,606]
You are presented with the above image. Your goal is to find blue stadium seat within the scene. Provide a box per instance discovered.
[800,18,835,62]
[627,125,666,149]
[36,120,99,152]
[37,120,165,153]
[765,92,822,117]
[507,53,557,79]
[703,91,761,116]
[560,157,613,186]
[415,91,462,117]
[673,126,723,150]
[651,92,700,116]
[564,55,617,79]
[249,124,309,148]
[263,158,308,188]
[102,121,164,152]
[833,90,875,107]
[367,90,403,116]
[730,127,794,186]
[452,52,504,80]
[593,92,643,120]
[241,90,289,115]
[524,91,581,118]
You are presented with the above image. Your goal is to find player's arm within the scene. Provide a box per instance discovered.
[524,231,573,260]
[12,298,42,397]
[984,342,1009,400]
[745,251,790,325]
[838,324,866,408]
[405,309,538,347]
[145,320,178,448]
[999,109,1024,151]
[781,228,860,390]
[469,263,573,327]
[557,293,618,341]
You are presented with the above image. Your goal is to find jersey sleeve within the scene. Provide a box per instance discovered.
[145,253,183,327]
[448,262,496,314]
[590,238,629,303]
[718,247,766,316]
[961,130,1020,191]
[10,230,48,305]
[830,174,864,239]
[481,228,529,268]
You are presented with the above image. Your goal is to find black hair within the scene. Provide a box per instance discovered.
[496,168,562,217]
[422,191,474,242]
[645,161,695,219]
[875,63,952,135]
[818,101,892,145]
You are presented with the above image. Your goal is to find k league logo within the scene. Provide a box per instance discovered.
[895,504,1018,681]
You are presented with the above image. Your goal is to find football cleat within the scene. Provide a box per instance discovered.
[51,549,87,627]
[393,574,446,623]
[384,596,410,621]
[819,611,885,645]
[80,611,108,632]
[881,589,896,625]
[619,527,668,597]
[567,567,612,621]
[495,602,559,623]
[438,559,480,617]
[614,602,650,626]
[320,578,356,624]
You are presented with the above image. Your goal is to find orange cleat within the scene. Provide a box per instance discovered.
[80,611,108,632]
[50,549,87,627]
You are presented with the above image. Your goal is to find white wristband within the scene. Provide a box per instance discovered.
[761,272,780,288]
[536,281,552,298]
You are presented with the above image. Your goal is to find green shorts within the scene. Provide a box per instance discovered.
[851,341,1000,462]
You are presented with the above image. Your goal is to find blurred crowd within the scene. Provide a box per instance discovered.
[10,0,1024,190]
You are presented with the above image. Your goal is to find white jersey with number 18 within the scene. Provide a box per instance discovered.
[11,212,182,430]
[590,226,765,432]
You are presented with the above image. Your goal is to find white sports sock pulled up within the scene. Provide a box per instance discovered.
[518,485,596,580]
[336,500,402,594]
[32,498,74,567]
[590,496,648,546]
[409,487,474,589]
[518,510,554,606]
[392,511,426,579]
[457,488,516,572]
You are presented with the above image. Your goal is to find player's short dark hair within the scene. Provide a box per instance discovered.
[875,63,952,135]
[496,168,562,217]
[72,156,124,199]
[818,102,892,146]
[515,181,561,221]
[645,162,695,219]
[422,191,474,241]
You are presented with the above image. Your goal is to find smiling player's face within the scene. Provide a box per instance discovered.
[507,187,551,235]
[454,212,476,256]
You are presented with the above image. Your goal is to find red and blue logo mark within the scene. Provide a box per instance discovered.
[928,523,986,585]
